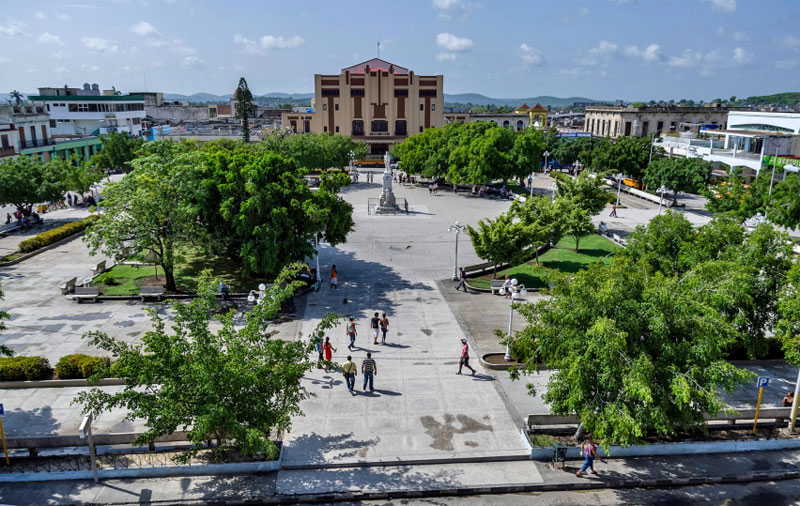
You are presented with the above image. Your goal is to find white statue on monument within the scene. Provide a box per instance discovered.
[376,151,399,213]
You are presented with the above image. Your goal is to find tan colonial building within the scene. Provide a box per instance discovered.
[584,104,730,138]
[282,58,444,155]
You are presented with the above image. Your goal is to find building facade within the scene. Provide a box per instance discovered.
[584,105,729,138]
[282,58,444,155]
[0,103,52,158]
[31,86,146,138]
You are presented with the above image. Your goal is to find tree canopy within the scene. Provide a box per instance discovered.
[644,157,712,204]
[0,156,75,213]
[91,132,145,173]
[75,265,338,461]
[467,213,532,277]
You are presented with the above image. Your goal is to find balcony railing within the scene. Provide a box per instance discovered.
[20,138,53,149]
[0,146,16,157]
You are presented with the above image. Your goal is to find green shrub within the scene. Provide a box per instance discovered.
[55,354,111,379]
[0,356,52,381]
[18,215,98,253]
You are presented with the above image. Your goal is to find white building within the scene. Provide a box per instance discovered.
[0,102,52,159]
[656,110,800,174]
[30,90,145,138]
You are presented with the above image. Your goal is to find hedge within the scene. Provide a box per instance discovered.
[0,356,52,381]
[55,354,111,379]
[18,215,98,253]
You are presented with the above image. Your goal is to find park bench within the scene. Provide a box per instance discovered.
[140,286,165,302]
[490,279,505,295]
[73,287,100,303]
[60,277,77,295]
[92,260,107,276]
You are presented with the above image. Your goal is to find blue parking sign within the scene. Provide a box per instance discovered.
[757,376,770,389]
[0,403,4,415]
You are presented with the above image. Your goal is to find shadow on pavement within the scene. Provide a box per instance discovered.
[5,405,61,437]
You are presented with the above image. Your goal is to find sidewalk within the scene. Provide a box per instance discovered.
[2,449,799,504]
[0,207,92,257]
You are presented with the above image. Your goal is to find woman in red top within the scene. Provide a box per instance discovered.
[322,336,336,372]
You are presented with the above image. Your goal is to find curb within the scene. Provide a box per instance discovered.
[280,452,533,470]
[0,459,281,483]
[0,377,125,389]
[0,230,86,267]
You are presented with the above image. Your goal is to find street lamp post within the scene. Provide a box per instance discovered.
[614,172,624,207]
[657,185,669,214]
[528,172,535,197]
[543,150,550,173]
[505,279,526,361]
[448,221,466,281]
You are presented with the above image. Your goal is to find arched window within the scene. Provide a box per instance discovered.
[503,120,510,128]
[517,120,524,131]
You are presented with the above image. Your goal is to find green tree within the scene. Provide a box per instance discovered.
[261,132,366,171]
[91,132,145,173]
[9,90,23,105]
[467,213,532,277]
[191,142,354,276]
[75,265,337,461]
[643,157,712,204]
[84,141,199,291]
[0,156,66,215]
[776,262,800,366]
[622,211,695,277]
[510,128,546,181]
[511,196,564,263]
[768,174,800,230]
[511,257,751,446]
[555,172,610,215]
[593,136,659,180]
[55,157,105,195]
[560,199,595,252]
[234,77,256,143]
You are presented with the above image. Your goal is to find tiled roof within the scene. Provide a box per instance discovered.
[516,104,530,110]
[530,103,547,111]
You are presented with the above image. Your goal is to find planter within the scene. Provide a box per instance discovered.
[480,352,521,370]
[0,377,126,389]
[0,230,85,267]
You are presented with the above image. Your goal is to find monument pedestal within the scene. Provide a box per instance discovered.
[375,156,402,214]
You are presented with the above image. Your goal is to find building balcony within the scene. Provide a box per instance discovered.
[19,138,54,149]
[0,146,16,158]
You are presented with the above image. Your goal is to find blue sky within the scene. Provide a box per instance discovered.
[1,0,799,100]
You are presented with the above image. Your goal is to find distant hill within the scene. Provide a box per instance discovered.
[164,92,313,104]
[735,92,800,107]
[443,93,601,107]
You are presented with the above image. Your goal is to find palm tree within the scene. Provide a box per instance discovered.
[234,77,255,142]
[9,90,23,106]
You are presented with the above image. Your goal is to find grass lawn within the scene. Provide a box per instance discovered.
[94,248,260,295]
[469,234,620,290]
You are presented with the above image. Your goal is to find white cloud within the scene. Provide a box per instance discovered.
[520,43,544,66]
[0,22,26,37]
[260,35,304,49]
[436,32,473,52]
[432,0,473,19]
[56,13,71,21]
[732,47,752,64]
[623,43,662,62]
[0,56,11,64]
[234,34,304,54]
[783,35,800,49]
[234,34,261,54]
[433,0,460,8]
[38,32,64,45]
[436,52,457,61]
[81,36,119,52]
[34,11,46,20]
[50,50,69,60]
[54,65,69,73]
[80,63,100,72]
[579,7,590,16]
[181,55,205,68]
[668,48,721,76]
[589,40,618,55]
[706,0,735,12]
[131,21,157,36]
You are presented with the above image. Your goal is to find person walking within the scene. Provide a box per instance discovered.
[315,339,324,368]
[457,338,476,375]
[330,264,338,289]
[576,438,599,477]
[342,355,357,395]
[455,267,469,292]
[609,203,618,217]
[361,352,377,392]
[346,317,358,350]
[370,312,381,345]
[322,337,336,372]
[379,312,389,344]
